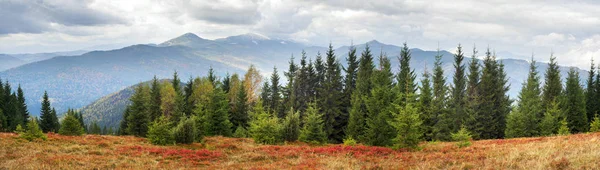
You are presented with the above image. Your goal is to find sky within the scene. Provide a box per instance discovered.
[1,0,600,69]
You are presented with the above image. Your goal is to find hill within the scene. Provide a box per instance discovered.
[1,132,599,169]
[0,32,589,116]
[0,50,88,71]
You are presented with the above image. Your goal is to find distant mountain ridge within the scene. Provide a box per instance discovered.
[0,32,589,117]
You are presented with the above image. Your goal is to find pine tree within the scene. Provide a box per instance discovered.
[505,107,526,138]
[319,43,345,143]
[589,115,600,132]
[269,67,282,118]
[295,51,310,113]
[231,82,249,128]
[201,88,233,136]
[17,85,28,125]
[432,50,451,141]
[184,76,195,115]
[418,68,434,141]
[396,43,417,106]
[249,101,283,144]
[475,49,505,139]
[465,48,482,139]
[126,84,151,137]
[507,57,542,137]
[150,76,162,122]
[147,116,174,145]
[563,68,588,133]
[495,59,512,139]
[260,80,271,111]
[172,71,182,95]
[173,116,197,144]
[347,44,374,142]
[540,101,560,136]
[449,45,468,132]
[21,117,46,141]
[282,108,300,142]
[59,110,85,136]
[364,55,396,146]
[558,118,571,135]
[390,100,422,150]
[314,52,326,101]
[542,54,562,112]
[119,107,130,135]
[342,45,359,127]
[40,91,58,133]
[585,59,597,122]
[222,73,231,94]
[299,103,327,144]
[283,55,298,114]
[208,66,217,86]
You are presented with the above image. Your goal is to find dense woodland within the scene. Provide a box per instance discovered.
[3,43,600,149]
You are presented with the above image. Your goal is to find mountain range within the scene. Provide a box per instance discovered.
[0,33,589,118]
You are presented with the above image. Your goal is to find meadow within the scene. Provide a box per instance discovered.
[1,132,599,169]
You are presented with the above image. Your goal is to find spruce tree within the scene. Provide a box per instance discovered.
[260,80,271,111]
[184,76,195,115]
[150,76,162,122]
[269,67,282,118]
[249,101,283,144]
[222,73,231,93]
[563,68,588,133]
[282,108,300,142]
[390,98,422,150]
[314,53,326,101]
[283,55,298,114]
[542,54,562,112]
[418,68,434,141]
[475,49,505,139]
[540,101,560,136]
[126,84,151,137]
[21,117,46,141]
[505,107,526,138]
[119,107,130,135]
[299,103,327,144]
[208,66,217,86]
[17,85,28,125]
[507,57,542,137]
[147,116,174,145]
[173,116,197,144]
[585,59,597,122]
[89,120,101,134]
[40,91,58,133]
[347,44,374,142]
[364,55,396,146]
[231,83,249,128]
[495,60,512,138]
[202,88,233,136]
[449,45,468,132]
[465,48,482,139]
[59,111,85,136]
[396,43,417,106]
[343,45,359,125]
[294,51,310,113]
[319,43,345,143]
[432,50,451,141]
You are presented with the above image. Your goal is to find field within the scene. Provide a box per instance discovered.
[1,133,600,169]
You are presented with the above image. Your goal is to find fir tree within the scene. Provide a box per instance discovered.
[507,57,542,137]
[249,101,283,144]
[126,84,151,137]
[119,107,130,135]
[40,91,58,133]
[314,52,326,101]
[475,49,506,139]
[208,66,217,86]
[283,55,298,114]
[89,120,101,134]
[342,45,359,127]
[231,83,249,128]
[347,44,374,142]
[585,59,597,122]
[390,100,422,150]
[173,116,197,144]
[364,54,396,146]
[589,115,600,132]
[222,73,231,94]
[201,88,233,136]
[260,80,271,111]
[294,51,310,113]
[21,117,46,141]
[418,68,434,141]
[558,118,571,135]
[17,85,28,125]
[150,76,162,122]
[396,43,417,106]
[465,48,482,139]
[282,108,300,142]
[299,103,327,144]
[147,116,174,145]
[184,76,195,115]
[269,67,282,118]
[432,50,451,141]
[540,101,560,136]
[449,45,468,132]
[59,110,85,136]
[319,43,345,143]
[542,54,562,112]
[563,68,588,133]
[505,107,526,138]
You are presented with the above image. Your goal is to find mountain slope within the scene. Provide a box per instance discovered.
[0,54,26,71]
[0,50,88,71]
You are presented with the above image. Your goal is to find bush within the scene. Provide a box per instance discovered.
[59,114,85,136]
[21,118,47,141]
[343,137,357,146]
[173,116,197,144]
[15,124,24,134]
[282,109,300,142]
[299,103,327,145]
[233,125,248,138]
[589,115,600,132]
[558,118,571,135]
[451,126,472,148]
[249,111,283,145]
[147,116,174,145]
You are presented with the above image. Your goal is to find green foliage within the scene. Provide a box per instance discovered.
[173,116,197,144]
[318,43,346,143]
[364,55,396,146]
[268,67,282,118]
[89,121,102,135]
[299,103,327,145]
[419,68,434,141]
[147,116,174,145]
[15,124,24,134]
[432,51,451,141]
[390,103,422,150]
[21,118,46,141]
[558,118,571,135]
[505,107,526,138]
[233,125,248,138]
[511,58,543,137]
[542,55,563,115]
[540,101,560,136]
[449,45,468,135]
[346,44,374,142]
[396,43,417,106]
[282,108,300,142]
[149,76,162,122]
[343,137,357,146]
[126,84,151,137]
[59,113,85,136]
[585,60,598,125]
[451,126,472,148]
[249,102,283,145]
[589,115,600,132]
[563,68,588,133]
[40,91,59,133]
[200,88,232,136]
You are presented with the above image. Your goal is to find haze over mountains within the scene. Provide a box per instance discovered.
[0,33,588,118]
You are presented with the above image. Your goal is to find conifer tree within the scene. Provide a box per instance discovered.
[184,76,195,115]
[89,120,101,134]
[449,45,468,132]
[558,118,571,135]
[390,97,422,150]
[475,49,503,139]
[40,91,58,133]
[126,84,151,137]
[147,116,174,145]
[585,59,597,121]
[201,88,233,136]
[59,110,85,136]
[21,117,46,141]
[172,71,182,95]
[295,51,310,113]
[231,83,249,128]
[396,43,417,105]
[119,107,130,135]
[222,73,231,93]
[208,66,217,86]
[347,44,374,142]
[173,116,197,144]
[150,76,162,122]
[0,109,5,131]
[465,48,482,138]
[260,80,271,111]
[269,67,282,118]
[540,101,560,136]
[419,68,434,141]
[299,103,327,144]
[17,85,28,125]
[495,60,512,138]
[506,57,542,137]
[364,55,396,146]
[432,50,451,141]
[314,53,326,101]
[563,68,588,133]
[249,101,283,144]
[343,45,359,121]
[283,55,298,114]
[282,108,300,142]
[319,43,345,143]
[542,54,562,112]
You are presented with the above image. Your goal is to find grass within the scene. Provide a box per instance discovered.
[1,132,600,169]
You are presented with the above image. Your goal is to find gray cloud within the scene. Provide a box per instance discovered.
[179,0,262,25]
[0,0,127,34]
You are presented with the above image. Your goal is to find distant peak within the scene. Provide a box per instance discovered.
[239,33,270,40]
[366,40,383,45]
[178,32,201,39]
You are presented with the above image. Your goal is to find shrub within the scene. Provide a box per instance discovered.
[451,126,472,148]
[589,115,600,132]
[343,137,357,146]
[282,109,300,142]
[558,118,571,135]
[173,116,197,144]
[21,118,47,141]
[147,116,174,145]
[299,103,327,145]
[58,114,85,136]
[15,124,24,134]
[233,125,248,138]
[249,109,283,145]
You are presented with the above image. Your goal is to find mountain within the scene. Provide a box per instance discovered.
[0,32,589,118]
[79,81,136,129]
[0,50,88,71]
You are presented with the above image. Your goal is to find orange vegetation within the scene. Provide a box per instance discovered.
[1,132,600,169]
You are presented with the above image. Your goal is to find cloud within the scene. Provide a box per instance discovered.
[0,0,127,35]
[180,0,262,25]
